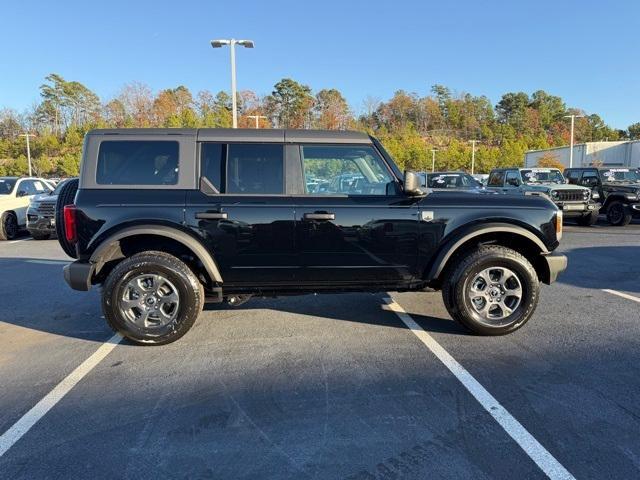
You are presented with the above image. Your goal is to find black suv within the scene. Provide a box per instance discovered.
[59,129,567,345]
[419,171,486,191]
[564,167,640,226]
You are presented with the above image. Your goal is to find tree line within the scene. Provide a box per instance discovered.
[1,73,639,177]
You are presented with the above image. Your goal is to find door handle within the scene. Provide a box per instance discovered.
[196,212,228,220]
[303,212,335,221]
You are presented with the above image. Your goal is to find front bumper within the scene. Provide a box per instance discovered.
[27,214,56,234]
[555,201,600,217]
[541,252,568,285]
[632,204,640,212]
[63,260,95,291]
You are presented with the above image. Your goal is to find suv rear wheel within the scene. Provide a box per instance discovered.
[606,201,632,226]
[102,251,205,345]
[0,212,18,240]
[442,245,539,335]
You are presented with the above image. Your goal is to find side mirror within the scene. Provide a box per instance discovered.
[403,171,424,196]
[17,190,28,197]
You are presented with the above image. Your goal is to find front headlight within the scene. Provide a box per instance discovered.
[29,202,40,209]
[550,190,559,199]
[582,190,590,201]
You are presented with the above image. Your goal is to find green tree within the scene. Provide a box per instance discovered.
[265,78,314,128]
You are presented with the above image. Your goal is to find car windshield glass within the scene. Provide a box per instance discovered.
[599,168,640,183]
[0,178,17,195]
[426,173,477,188]
[521,169,564,184]
[52,180,69,195]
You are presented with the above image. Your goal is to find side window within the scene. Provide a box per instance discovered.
[18,180,35,195]
[96,141,179,185]
[580,170,599,188]
[505,171,520,186]
[565,170,580,184]
[300,145,394,195]
[200,143,224,193]
[488,171,504,187]
[227,144,284,194]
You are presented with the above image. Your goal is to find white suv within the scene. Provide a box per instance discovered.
[0,177,54,240]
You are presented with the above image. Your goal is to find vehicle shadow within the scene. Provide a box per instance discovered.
[0,257,111,342]
[559,245,640,294]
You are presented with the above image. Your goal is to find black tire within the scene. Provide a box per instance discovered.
[102,251,205,345]
[0,212,19,241]
[442,245,539,336]
[30,231,51,240]
[55,178,79,258]
[576,211,599,226]
[606,201,632,226]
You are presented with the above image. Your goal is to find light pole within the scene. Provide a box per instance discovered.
[469,140,478,174]
[563,114,584,168]
[211,38,255,128]
[19,133,35,176]
[431,149,438,172]
[247,115,267,129]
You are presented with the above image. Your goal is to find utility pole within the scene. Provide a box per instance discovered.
[563,114,584,168]
[469,140,478,174]
[431,149,438,172]
[211,39,255,128]
[20,133,35,176]
[247,115,267,129]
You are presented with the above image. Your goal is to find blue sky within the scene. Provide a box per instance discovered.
[1,0,638,128]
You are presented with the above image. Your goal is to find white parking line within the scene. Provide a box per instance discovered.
[383,297,575,480]
[0,333,123,458]
[602,289,640,304]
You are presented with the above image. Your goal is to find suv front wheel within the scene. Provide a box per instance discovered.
[102,251,204,345]
[606,201,632,226]
[442,245,539,335]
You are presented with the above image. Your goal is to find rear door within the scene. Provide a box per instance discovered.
[185,141,296,286]
[294,143,420,286]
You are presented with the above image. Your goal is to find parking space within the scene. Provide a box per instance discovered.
[1,222,640,479]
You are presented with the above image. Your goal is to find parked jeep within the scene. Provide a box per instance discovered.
[564,167,640,226]
[487,167,600,226]
[59,129,567,345]
[0,176,54,240]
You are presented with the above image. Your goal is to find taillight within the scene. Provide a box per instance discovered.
[556,210,563,241]
[63,205,77,243]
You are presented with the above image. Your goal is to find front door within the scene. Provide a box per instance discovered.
[294,144,420,286]
[185,142,296,286]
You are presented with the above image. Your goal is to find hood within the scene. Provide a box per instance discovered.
[601,182,640,193]
[31,193,58,203]
[524,183,587,193]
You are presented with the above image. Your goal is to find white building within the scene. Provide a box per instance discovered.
[524,140,640,169]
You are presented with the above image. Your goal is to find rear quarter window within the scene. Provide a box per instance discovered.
[96,141,180,185]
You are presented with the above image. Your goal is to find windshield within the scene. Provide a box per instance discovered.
[426,173,480,188]
[599,168,640,183]
[521,169,565,184]
[52,179,69,195]
[0,178,17,195]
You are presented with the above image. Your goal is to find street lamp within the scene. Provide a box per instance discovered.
[247,115,267,129]
[211,38,255,128]
[563,114,585,168]
[19,133,35,176]
[431,149,438,172]
[469,140,478,175]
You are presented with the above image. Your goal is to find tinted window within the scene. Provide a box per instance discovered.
[96,141,179,185]
[580,170,599,187]
[0,178,17,195]
[301,145,394,195]
[227,144,284,194]
[565,170,580,183]
[200,143,224,193]
[488,171,504,186]
[505,171,520,186]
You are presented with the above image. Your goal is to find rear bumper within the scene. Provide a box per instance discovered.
[541,253,568,285]
[63,260,94,291]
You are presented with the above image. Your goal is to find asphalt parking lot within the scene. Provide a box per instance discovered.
[1,220,639,480]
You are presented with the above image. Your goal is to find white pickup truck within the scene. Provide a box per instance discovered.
[0,177,54,240]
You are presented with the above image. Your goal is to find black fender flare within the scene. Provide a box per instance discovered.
[426,223,550,281]
[89,225,223,284]
[602,194,631,208]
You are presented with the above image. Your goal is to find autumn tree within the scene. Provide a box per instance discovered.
[536,152,565,170]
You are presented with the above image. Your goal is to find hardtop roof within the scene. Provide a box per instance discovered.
[86,128,372,144]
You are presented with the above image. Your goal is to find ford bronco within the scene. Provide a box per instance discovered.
[58,129,567,344]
